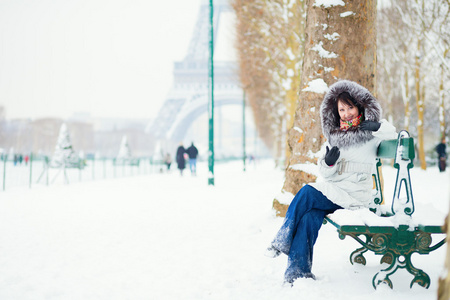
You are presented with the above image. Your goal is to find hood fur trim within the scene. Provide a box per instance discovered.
[320,80,382,149]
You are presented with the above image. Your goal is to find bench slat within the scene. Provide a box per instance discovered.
[417,225,444,234]
[377,137,415,160]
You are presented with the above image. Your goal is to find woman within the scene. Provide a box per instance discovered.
[267,80,397,285]
[176,143,186,175]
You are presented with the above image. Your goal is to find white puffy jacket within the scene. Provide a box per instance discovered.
[310,120,397,209]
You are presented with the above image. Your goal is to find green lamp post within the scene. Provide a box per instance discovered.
[208,0,215,186]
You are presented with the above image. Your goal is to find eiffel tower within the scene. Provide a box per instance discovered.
[149,0,242,150]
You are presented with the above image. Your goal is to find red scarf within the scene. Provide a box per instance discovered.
[340,114,362,131]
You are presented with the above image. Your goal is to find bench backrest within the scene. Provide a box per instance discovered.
[372,131,415,216]
[377,137,415,160]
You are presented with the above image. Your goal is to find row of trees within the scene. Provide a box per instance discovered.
[0,113,155,159]
[231,0,305,163]
[48,124,134,169]
[232,0,378,213]
[232,3,450,292]
[232,0,449,220]
[377,0,450,169]
[232,0,449,172]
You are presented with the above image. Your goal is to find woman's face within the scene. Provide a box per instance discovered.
[337,100,359,121]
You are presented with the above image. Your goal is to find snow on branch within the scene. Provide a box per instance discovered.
[340,11,355,17]
[323,32,340,41]
[311,41,338,58]
[301,78,328,94]
[313,0,345,8]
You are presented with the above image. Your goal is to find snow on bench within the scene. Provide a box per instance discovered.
[324,131,446,289]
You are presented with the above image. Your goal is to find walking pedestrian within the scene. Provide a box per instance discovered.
[436,137,447,172]
[186,142,199,175]
[176,143,186,176]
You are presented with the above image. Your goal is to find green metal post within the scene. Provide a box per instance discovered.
[46,156,49,186]
[29,153,33,189]
[208,0,215,186]
[243,90,246,172]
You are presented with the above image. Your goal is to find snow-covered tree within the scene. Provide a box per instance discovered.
[378,0,450,169]
[116,135,132,163]
[273,0,377,216]
[231,0,306,161]
[50,123,80,168]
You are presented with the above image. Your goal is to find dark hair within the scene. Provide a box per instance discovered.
[337,92,357,107]
[331,92,364,126]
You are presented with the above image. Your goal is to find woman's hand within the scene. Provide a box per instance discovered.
[360,121,381,131]
[325,146,340,166]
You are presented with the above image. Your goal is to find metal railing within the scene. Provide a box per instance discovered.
[0,154,165,191]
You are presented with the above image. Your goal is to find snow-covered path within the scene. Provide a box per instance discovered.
[0,160,448,299]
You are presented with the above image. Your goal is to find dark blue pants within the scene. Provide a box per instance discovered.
[271,185,342,283]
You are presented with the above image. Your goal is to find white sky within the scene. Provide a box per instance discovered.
[0,0,235,121]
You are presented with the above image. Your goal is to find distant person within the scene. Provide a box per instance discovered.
[24,155,30,165]
[176,143,186,176]
[186,142,199,175]
[164,153,172,171]
[435,137,447,172]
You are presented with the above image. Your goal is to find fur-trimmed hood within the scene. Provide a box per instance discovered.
[320,80,382,149]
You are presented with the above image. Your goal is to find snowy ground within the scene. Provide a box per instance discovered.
[0,160,448,300]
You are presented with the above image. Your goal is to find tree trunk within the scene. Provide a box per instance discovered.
[274,0,377,216]
[415,38,427,170]
[439,60,446,138]
[285,87,297,163]
[284,0,306,165]
[403,66,411,132]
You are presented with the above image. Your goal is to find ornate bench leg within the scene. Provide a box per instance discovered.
[373,273,394,289]
[372,251,431,289]
[350,247,368,265]
[373,251,397,289]
[404,254,431,288]
[338,229,442,289]
[380,251,394,264]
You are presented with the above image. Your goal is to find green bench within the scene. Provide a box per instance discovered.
[324,130,446,289]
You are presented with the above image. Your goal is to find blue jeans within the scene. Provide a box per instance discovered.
[189,158,197,174]
[271,185,342,283]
